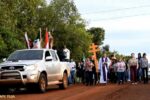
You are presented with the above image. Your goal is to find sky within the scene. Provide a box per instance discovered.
[47,0,150,59]
[73,0,150,59]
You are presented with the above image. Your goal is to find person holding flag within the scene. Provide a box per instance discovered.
[24,32,33,49]
[49,32,53,49]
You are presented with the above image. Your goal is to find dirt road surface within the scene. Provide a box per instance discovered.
[1,83,150,100]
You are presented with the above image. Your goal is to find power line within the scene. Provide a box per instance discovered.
[82,5,150,15]
[87,12,150,21]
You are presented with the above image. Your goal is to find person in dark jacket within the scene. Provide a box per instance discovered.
[140,53,149,84]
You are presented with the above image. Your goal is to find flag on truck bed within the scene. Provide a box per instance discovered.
[44,30,49,49]
[33,28,42,49]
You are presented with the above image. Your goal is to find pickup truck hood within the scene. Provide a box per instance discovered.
[0,60,42,66]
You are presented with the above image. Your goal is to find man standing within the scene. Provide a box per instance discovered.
[140,53,149,84]
[128,53,138,84]
[98,53,110,84]
[68,59,76,84]
[63,45,70,62]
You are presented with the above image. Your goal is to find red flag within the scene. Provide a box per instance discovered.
[44,30,49,49]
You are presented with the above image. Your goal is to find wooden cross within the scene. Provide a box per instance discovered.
[89,43,100,72]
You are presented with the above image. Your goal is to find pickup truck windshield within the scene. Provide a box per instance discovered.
[7,50,43,61]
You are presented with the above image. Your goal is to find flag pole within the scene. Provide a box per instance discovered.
[40,28,42,40]
[39,28,42,48]
[24,32,30,49]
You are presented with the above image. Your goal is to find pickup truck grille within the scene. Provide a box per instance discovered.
[1,66,24,71]
[0,72,21,79]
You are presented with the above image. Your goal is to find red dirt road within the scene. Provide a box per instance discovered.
[1,83,150,100]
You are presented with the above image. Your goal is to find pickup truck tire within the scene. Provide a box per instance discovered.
[59,72,68,89]
[37,73,47,93]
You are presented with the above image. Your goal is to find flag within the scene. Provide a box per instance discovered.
[33,28,42,49]
[33,39,41,49]
[44,29,49,49]
[24,32,30,49]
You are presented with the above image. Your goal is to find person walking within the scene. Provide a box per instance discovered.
[98,53,111,84]
[128,53,138,84]
[80,61,85,84]
[76,62,82,83]
[85,58,94,86]
[116,58,126,84]
[90,57,97,85]
[126,59,131,82]
[68,59,76,84]
[109,54,117,83]
[140,53,149,84]
[137,53,142,82]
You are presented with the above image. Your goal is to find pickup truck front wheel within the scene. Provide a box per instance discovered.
[37,73,47,93]
[59,72,68,89]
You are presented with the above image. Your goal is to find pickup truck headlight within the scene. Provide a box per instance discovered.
[25,64,38,71]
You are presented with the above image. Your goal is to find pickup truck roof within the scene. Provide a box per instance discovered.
[6,49,59,61]
[16,49,54,51]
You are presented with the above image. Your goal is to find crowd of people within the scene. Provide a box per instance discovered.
[58,45,149,86]
[69,52,149,86]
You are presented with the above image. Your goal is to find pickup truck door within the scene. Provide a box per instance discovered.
[45,50,56,81]
[50,50,61,80]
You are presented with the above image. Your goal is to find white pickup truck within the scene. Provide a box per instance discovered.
[0,49,70,92]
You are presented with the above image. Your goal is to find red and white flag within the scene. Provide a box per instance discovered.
[44,30,49,49]
[24,32,30,49]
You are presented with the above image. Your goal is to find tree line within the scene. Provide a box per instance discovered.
[0,0,106,61]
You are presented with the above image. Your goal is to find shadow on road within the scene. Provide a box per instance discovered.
[0,85,66,95]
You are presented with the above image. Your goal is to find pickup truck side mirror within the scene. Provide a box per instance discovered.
[46,56,53,61]
[3,58,6,62]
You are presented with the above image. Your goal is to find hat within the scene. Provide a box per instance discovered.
[111,56,116,60]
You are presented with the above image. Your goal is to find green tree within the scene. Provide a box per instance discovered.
[0,27,25,59]
[46,0,92,60]
[0,0,92,61]
[102,44,110,52]
[87,27,105,45]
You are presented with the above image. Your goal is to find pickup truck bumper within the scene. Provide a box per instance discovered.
[0,70,39,86]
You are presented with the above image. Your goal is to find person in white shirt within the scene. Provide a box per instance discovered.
[68,59,76,84]
[63,45,70,61]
